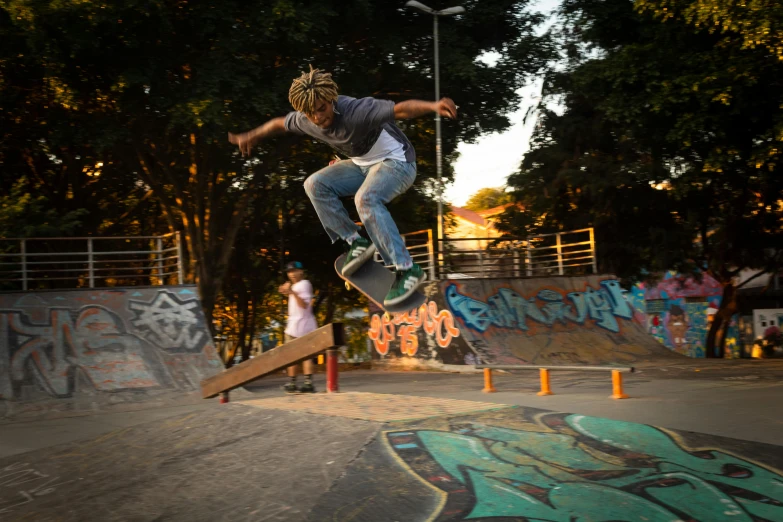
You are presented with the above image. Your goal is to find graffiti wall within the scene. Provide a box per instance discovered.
[632,272,741,358]
[369,283,474,367]
[0,286,222,416]
[445,276,679,365]
[384,411,783,521]
[371,276,681,367]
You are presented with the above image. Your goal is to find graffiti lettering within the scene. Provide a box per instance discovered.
[387,414,783,521]
[397,325,419,356]
[0,289,217,400]
[446,279,631,334]
[368,314,396,356]
[0,306,165,399]
[369,301,460,356]
[129,292,205,350]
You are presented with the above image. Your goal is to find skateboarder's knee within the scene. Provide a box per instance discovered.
[304,174,321,198]
[355,190,379,216]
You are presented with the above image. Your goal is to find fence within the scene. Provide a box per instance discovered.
[0,233,184,290]
[388,228,597,279]
[0,227,595,290]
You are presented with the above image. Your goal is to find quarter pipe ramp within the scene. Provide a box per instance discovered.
[369,275,684,368]
[0,285,222,419]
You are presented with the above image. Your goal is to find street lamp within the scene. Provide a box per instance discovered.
[405,0,464,273]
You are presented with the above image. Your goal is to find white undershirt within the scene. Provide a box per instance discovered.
[285,280,318,337]
[351,129,407,166]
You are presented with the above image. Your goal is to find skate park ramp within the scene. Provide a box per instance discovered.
[0,285,223,420]
[2,395,781,521]
[370,275,686,367]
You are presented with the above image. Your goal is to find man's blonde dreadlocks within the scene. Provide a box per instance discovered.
[288,65,339,115]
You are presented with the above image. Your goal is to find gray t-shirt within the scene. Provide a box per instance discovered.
[284,95,416,163]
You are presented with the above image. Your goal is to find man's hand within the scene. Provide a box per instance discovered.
[228,117,287,158]
[278,282,291,295]
[436,98,458,119]
[228,131,256,157]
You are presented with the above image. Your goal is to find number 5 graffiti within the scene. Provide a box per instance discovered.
[369,301,460,356]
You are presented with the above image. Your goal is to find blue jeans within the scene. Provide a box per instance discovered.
[303,159,417,269]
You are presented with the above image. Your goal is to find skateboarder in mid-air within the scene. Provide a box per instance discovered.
[229,66,458,306]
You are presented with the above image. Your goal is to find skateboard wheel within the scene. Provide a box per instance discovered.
[345,281,352,291]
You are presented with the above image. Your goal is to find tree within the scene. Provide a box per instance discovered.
[637,0,783,60]
[464,187,513,211]
[503,0,783,356]
[2,0,553,334]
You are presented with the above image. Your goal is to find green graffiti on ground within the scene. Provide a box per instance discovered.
[386,414,783,521]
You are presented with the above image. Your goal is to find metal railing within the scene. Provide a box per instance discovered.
[391,227,597,279]
[0,233,184,290]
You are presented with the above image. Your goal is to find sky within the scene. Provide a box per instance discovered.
[444,0,560,207]
[445,81,543,206]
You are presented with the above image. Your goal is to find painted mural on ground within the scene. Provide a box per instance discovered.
[631,272,741,358]
[386,412,783,521]
[442,276,679,365]
[0,286,222,414]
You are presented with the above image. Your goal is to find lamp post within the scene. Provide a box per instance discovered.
[405,1,464,274]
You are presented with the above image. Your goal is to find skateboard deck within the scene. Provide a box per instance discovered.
[335,253,426,314]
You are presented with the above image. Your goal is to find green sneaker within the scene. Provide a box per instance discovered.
[384,264,427,306]
[342,237,376,276]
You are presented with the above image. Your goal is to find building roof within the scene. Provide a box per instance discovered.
[449,203,522,228]
[477,202,521,218]
[450,206,489,227]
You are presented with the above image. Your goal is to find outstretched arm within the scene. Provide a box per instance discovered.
[394,98,458,120]
[228,116,287,157]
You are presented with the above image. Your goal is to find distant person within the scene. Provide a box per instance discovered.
[230,65,457,306]
[667,304,690,354]
[279,261,318,393]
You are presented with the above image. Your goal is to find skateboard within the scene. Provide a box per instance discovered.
[335,253,426,317]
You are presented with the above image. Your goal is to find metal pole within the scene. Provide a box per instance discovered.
[433,14,445,273]
[87,238,95,288]
[21,239,27,291]
[176,232,184,284]
[589,227,598,274]
[427,228,436,281]
[526,242,533,277]
[326,348,339,393]
[156,237,164,285]
[556,233,564,275]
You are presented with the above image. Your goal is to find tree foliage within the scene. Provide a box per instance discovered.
[463,187,513,211]
[637,0,783,61]
[502,0,783,356]
[1,0,552,357]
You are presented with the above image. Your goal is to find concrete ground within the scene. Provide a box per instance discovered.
[1,385,781,521]
[245,365,783,446]
[2,362,781,459]
[1,362,782,522]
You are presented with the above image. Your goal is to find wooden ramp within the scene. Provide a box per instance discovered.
[201,323,344,399]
